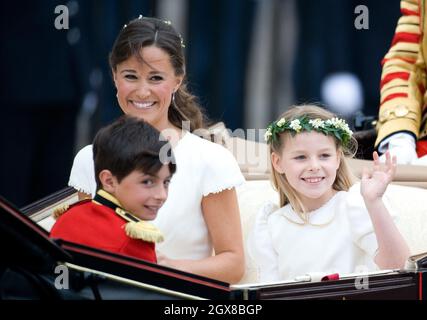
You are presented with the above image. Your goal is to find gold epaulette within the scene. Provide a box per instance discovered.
[52,199,91,220]
[52,204,69,219]
[115,208,164,243]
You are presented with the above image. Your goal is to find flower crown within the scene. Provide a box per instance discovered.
[264,115,353,146]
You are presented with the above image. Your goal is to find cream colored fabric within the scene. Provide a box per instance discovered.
[235,180,279,283]
[67,132,245,260]
[220,134,427,188]
[209,123,427,283]
[37,123,427,284]
[236,180,427,284]
[248,184,383,282]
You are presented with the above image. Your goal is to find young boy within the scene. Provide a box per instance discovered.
[50,115,176,263]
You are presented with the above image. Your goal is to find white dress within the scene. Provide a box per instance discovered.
[248,184,396,282]
[68,132,245,260]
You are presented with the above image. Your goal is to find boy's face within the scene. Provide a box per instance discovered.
[109,166,172,220]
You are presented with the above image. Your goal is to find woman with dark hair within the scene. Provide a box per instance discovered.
[68,16,245,283]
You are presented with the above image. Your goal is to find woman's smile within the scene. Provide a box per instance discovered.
[129,100,156,110]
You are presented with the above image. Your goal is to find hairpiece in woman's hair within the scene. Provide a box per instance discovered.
[123,14,143,29]
[264,115,353,146]
[179,35,186,48]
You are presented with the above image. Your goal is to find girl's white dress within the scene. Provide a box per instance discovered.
[68,131,245,260]
[248,184,396,282]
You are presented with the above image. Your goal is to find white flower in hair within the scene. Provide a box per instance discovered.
[277,118,286,127]
[340,122,352,135]
[325,118,335,126]
[309,118,325,129]
[330,118,352,134]
[264,128,273,142]
[327,117,343,128]
[289,119,302,132]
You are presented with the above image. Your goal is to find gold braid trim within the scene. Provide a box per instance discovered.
[95,189,164,243]
[115,208,164,243]
[52,204,70,220]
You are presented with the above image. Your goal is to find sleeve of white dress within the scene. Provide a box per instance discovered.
[247,202,280,282]
[201,142,245,196]
[345,183,398,259]
[68,145,96,197]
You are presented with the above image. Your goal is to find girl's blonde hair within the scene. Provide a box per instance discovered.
[269,104,358,218]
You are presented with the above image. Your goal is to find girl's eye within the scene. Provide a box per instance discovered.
[164,179,171,188]
[125,74,138,80]
[294,155,306,160]
[320,154,331,158]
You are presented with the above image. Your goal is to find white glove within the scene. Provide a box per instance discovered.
[378,133,418,164]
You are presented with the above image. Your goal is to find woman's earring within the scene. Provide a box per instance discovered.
[171,91,176,106]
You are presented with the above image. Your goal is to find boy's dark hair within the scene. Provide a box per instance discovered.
[93,115,176,189]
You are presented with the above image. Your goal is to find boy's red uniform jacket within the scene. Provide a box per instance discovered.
[50,196,157,263]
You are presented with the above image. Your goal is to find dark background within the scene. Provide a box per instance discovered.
[0,0,401,207]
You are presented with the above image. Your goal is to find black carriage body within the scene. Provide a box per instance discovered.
[230,271,426,300]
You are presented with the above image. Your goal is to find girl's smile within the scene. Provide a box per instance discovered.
[272,131,341,212]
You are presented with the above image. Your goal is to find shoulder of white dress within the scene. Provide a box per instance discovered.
[257,201,280,223]
[185,132,220,146]
[188,134,237,163]
[75,144,93,159]
[68,144,95,195]
[343,182,365,208]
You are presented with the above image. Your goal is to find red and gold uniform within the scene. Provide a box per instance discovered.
[376,0,427,157]
[50,190,163,263]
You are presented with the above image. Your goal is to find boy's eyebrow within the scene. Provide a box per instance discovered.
[140,173,173,179]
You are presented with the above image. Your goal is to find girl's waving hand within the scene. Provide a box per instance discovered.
[361,151,397,203]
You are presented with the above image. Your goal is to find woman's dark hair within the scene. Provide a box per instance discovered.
[109,16,206,132]
[93,115,176,190]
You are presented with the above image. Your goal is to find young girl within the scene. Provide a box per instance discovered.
[249,105,410,282]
